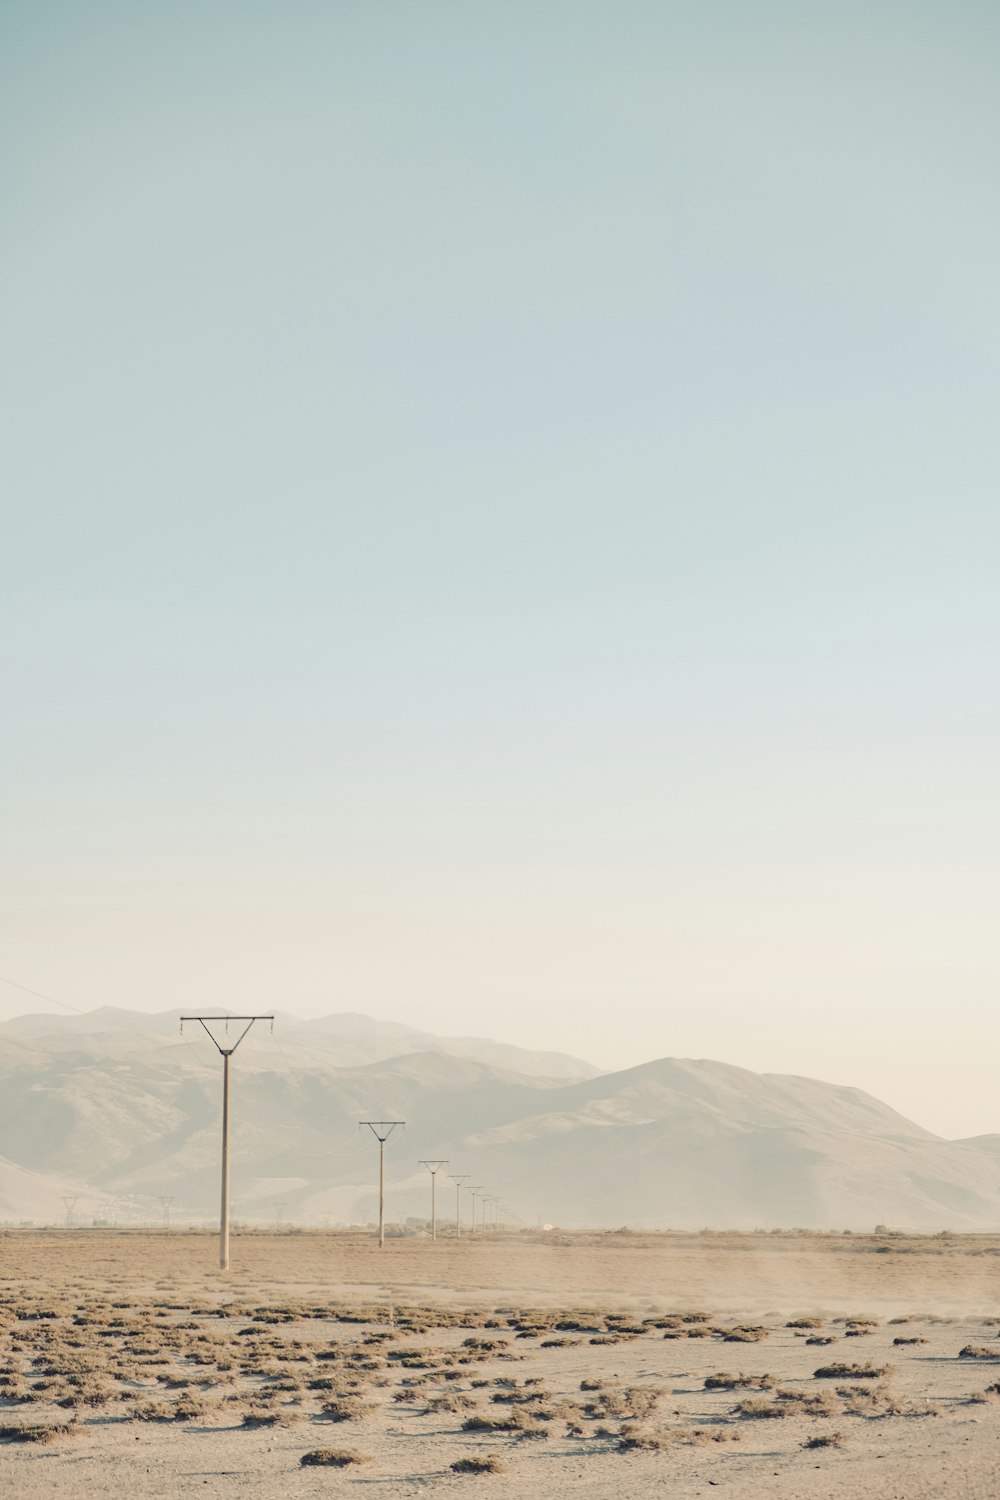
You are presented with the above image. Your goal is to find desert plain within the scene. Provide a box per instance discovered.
[3,1228,1000,1498]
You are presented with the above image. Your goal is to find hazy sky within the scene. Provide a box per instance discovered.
[3,2,999,1138]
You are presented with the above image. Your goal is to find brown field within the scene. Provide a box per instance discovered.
[3,1228,1000,1497]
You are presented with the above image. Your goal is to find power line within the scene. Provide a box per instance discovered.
[0,973,89,1015]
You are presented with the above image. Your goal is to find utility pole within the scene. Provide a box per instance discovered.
[159,1195,174,1230]
[274,1201,286,1229]
[361,1122,404,1247]
[467,1184,482,1234]
[418,1160,448,1240]
[449,1174,468,1238]
[62,1194,78,1229]
[180,1014,273,1271]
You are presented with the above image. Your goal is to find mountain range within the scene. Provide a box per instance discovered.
[1,1008,998,1232]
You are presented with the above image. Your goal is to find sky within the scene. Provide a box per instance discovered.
[2,1,999,1138]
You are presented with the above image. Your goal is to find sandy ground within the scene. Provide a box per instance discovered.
[3,1229,1000,1497]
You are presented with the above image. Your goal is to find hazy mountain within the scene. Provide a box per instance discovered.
[2,1010,999,1231]
[0,1007,597,1079]
[0,1154,119,1226]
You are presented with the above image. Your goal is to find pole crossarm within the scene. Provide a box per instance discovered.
[419,1160,448,1172]
[181,1015,274,1055]
[360,1121,404,1142]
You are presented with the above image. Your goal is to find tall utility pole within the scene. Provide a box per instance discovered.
[159,1195,174,1229]
[361,1122,404,1247]
[180,1014,273,1271]
[418,1160,448,1240]
[467,1184,482,1234]
[449,1174,468,1238]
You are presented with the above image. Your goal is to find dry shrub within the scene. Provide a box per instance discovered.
[129,1402,175,1422]
[813,1363,889,1380]
[0,1420,79,1444]
[893,1336,927,1346]
[806,1336,835,1346]
[425,1391,478,1413]
[462,1409,533,1434]
[833,1383,935,1418]
[617,1423,674,1451]
[491,1385,551,1406]
[451,1456,507,1474]
[528,1402,578,1423]
[774,1388,834,1413]
[318,1397,375,1422]
[959,1345,999,1360]
[619,1423,739,1451]
[704,1372,773,1391]
[300,1447,368,1466]
[787,1318,824,1329]
[720,1325,768,1343]
[241,1407,302,1428]
[804,1430,846,1449]
[307,1374,360,1393]
[733,1398,789,1419]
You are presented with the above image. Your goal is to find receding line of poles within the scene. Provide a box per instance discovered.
[361,1121,404,1247]
[180,1014,274,1271]
[418,1160,448,1240]
[467,1183,483,1233]
[449,1174,469,1238]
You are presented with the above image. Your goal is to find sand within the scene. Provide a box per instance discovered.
[3,1228,1000,1497]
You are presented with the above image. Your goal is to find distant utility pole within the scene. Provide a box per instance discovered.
[63,1194,78,1229]
[467,1184,482,1234]
[180,1014,273,1271]
[361,1121,404,1247]
[159,1195,174,1230]
[418,1160,448,1240]
[449,1174,469,1238]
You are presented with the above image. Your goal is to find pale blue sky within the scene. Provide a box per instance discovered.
[3,2,999,1135]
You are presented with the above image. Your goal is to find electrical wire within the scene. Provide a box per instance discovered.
[0,973,89,1014]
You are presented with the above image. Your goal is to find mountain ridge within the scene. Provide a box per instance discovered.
[1,1010,997,1232]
